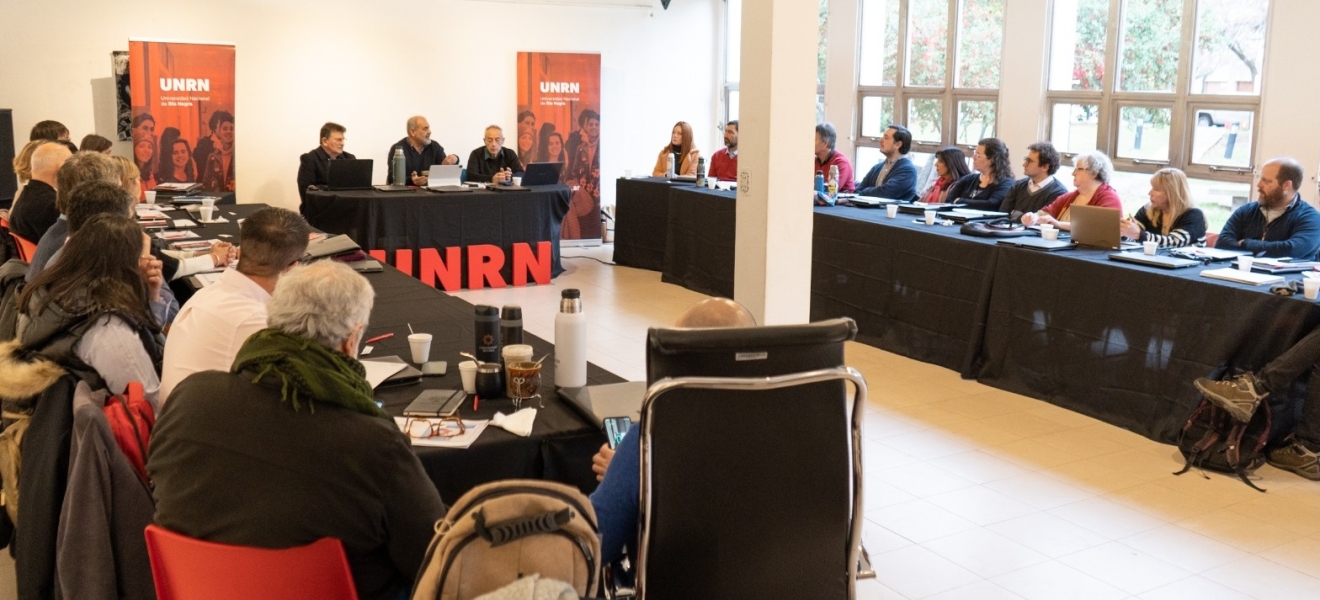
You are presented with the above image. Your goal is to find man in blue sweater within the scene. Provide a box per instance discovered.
[1215,157,1320,259]
[855,124,918,202]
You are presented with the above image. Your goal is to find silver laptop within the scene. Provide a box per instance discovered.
[426,164,464,188]
[1069,204,1123,250]
[558,381,645,427]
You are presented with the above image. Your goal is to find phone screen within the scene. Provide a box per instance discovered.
[603,417,632,449]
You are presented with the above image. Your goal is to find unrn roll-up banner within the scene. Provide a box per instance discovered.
[129,40,235,193]
[516,52,601,241]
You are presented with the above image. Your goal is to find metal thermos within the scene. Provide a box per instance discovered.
[474,305,501,364]
[391,147,406,185]
[554,289,587,388]
[500,305,524,346]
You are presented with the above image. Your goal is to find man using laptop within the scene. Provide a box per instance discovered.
[855,124,917,201]
[466,125,525,184]
[297,122,357,213]
[1215,157,1320,259]
[385,115,459,186]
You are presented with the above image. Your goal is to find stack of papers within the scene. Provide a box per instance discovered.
[1200,267,1285,286]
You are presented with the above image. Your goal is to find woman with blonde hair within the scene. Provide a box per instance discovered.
[110,155,142,199]
[1119,167,1207,247]
[12,139,47,189]
[652,121,700,177]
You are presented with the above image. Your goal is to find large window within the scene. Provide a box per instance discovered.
[855,0,1005,172]
[724,0,828,124]
[1047,0,1269,229]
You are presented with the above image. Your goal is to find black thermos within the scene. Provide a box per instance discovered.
[500,305,524,346]
[474,305,501,364]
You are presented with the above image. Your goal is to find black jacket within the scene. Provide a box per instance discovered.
[946,172,1016,211]
[297,146,358,207]
[9,181,59,243]
[385,139,449,185]
[466,146,525,183]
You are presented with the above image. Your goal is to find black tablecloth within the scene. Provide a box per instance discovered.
[169,203,620,505]
[661,186,736,298]
[303,186,571,288]
[614,178,682,271]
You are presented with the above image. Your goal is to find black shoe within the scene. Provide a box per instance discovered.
[1193,373,1267,423]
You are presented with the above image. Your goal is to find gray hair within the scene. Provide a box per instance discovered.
[267,261,375,349]
[1074,150,1114,184]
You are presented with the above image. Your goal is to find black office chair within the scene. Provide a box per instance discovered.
[636,318,868,600]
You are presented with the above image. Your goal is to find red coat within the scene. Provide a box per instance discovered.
[1042,183,1122,220]
[814,150,855,193]
[708,148,738,181]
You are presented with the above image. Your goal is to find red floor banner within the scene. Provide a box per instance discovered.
[517,52,601,241]
[129,40,236,193]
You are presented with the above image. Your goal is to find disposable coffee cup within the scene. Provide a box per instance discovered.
[407,333,433,364]
[144,190,157,204]
[458,361,478,394]
[1142,241,1158,256]
[1039,223,1054,232]
[886,205,898,219]
[1305,278,1320,300]
[201,197,216,208]
[707,178,718,190]
[924,210,937,225]
[1238,256,1254,272]
[1041,228,1060,241]
[199,205,215,222]
[512,176,522,186]
[623,169,632,179]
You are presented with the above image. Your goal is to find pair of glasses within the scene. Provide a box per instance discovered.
[405,416,466,439]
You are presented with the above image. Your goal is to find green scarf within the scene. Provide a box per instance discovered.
[231,328,385,418]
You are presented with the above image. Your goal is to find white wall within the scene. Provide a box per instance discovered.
[1256,0,1320,194]
[0,0,723,210]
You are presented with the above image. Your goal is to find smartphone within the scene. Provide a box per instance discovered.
[603,416,632,449]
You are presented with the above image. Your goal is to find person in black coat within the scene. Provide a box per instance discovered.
[946,137,1015,211]
[297,122,357,213]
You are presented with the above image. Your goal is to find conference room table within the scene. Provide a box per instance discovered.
[302,185,571,288]
[613,177,736,297]
[167,203,619,505]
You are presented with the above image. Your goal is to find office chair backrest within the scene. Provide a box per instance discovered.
[144,524,359,600]
[639,318,862,600]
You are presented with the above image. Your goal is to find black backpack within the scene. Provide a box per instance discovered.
[1175,394,1271,492]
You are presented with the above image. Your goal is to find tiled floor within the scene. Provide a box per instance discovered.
[454,244,1320,600]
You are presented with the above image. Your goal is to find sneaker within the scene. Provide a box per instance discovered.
[1194,373,1267,423]
[1267,439,1320,481]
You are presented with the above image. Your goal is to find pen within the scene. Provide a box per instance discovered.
[363,332,393,345]
[473,394,480,411]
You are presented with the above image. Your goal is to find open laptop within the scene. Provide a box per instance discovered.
[426,164,469,193]
[523,162,565,186]
[1069,204,1125,250]
[558,381,646,427]
[325,159,373,190]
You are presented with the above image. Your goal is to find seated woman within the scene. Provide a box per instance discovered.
[945,137,1014,210]
[1022,150,1122,231]
[1119,167,1207,248]
[651,121,701,177]
[15,213,166,405]
[919,147,971,204]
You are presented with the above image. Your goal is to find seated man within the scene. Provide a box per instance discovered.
[385,115,459,186]
[7,141,71,243]
[1000,142,1068,219]
[296,122,356,211]
[148,260,446,600]
[590,298,758,575]
[466,125,524,184]
[29,119,70,142]
[159,207,311,402]
[812,122,855,200]
[1215,157,1320,259]
[707,121,738,181]
[26,150,118,279]
[855,124,917,201]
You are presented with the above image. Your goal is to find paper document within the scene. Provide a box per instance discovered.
[393,417,490,449]
[360,359,408,388]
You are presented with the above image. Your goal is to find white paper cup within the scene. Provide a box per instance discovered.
[623,169,632,179]
[512,176,522,186]
[458,360,478,394]
[886,205,898,219]
[201,197,217,208]
[1041,228,1060,241]
[407,333,432,364]
[144,190,156,204]
[1305,279,1320,300]
[1238,256,1254,272]
[199,205,215,221]
[1142,241,1158,255]
[924,210,937,225]
[707,177,718,189]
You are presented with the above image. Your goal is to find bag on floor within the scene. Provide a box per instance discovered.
[1175,393,1271,492]
[411,479,601,600]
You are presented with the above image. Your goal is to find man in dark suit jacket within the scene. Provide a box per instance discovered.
[296,122,356,214]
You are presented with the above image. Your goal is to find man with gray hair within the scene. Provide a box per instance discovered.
[159,207,312,401]
[149,260,446,600]
[385,115,459,186]
[7,141,72,243]
[813,122,855,199]
[466,124,524,184]
[26,151,121,278]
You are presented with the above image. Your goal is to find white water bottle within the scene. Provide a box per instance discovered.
[554,289,587,388]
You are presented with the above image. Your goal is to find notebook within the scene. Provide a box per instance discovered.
[997,237,1075,251]
[1200,267,1285,286]
[1108,252,1202,269]
[326,159,373,190]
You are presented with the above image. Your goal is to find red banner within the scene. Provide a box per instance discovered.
[517,52,601,240]
[129,40,236,193]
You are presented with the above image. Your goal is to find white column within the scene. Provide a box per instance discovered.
[824,0,861,160]
[735,0,818,325]
[996,0,1051,156]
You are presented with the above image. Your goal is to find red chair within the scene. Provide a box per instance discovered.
[1205,231,1219,247]
[144,524,360,600]
[10,232,36,263]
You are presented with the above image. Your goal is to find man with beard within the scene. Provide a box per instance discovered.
[1216,157,1320,259]
[385,115,458,186]
[708,120,738,182]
